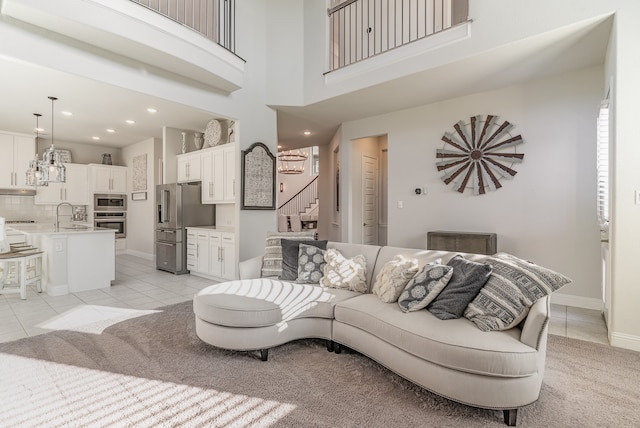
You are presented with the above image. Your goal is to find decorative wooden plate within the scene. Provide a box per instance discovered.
[204,119,222,147]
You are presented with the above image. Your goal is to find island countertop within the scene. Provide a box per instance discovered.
[8,224,116,235]
[11,223,116,296]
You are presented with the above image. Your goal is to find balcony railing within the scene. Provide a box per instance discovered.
[328,0,469,71]
[130,0,235,52]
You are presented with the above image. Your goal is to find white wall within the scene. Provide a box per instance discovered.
[341,66,604,305]
[122,137,159,259]
[296,0,619,106]
[318,126,342,242]
[607,1,640,351]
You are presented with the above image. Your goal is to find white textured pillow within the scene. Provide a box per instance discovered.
[372,256,420,303]
[321,249,367,293]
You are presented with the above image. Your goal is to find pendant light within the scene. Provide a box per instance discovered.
[41,96,66,183]
[25,113,48,187]
[26,96,66,185]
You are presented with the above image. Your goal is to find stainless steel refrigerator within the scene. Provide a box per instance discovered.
[155,183,214,274]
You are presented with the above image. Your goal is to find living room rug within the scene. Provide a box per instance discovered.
[0,301,639,427]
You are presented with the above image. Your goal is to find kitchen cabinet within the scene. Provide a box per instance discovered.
[185,227,236,280]
[186,229,198,272]
[0,132,35,190]
[35,163,89,205]
[201,144,235,204]
[90,164,127,194]
[177,152,201,183]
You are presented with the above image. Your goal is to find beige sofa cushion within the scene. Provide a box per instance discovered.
[194,279,359,327]
[334,294,539,377]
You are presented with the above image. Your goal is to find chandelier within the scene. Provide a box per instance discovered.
[26,96,66,185]
[278,149,308,174]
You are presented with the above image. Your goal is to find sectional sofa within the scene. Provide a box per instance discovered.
[193,241,567,426]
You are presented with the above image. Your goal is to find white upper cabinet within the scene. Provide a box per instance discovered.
[177,152,202,183]
[201,144,236,204]
[0,132,35,190]
[35,163,89,205]
[90,164,127,194]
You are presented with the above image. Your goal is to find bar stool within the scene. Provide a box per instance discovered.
[0,247,43,300]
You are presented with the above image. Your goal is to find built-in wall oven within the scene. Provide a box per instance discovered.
[94,194,127,211]
[94,211,126,238]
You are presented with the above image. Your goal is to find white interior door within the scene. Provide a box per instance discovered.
[362,154,378,245]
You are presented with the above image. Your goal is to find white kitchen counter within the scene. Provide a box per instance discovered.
[9,224,116,296]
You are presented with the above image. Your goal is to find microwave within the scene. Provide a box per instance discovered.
[94,193,126,211]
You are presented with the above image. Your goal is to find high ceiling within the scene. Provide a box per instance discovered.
[0,15,612,152]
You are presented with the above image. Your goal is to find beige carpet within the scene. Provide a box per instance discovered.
[0,301,639,427]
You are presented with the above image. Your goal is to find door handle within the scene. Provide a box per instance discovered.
[156,241,176,247]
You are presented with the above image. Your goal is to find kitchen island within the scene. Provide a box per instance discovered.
[9,224,116,296]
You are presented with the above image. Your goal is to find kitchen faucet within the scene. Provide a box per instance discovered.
[55,202,73,232]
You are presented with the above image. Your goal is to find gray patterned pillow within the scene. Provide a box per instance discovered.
[296,244,327,284]
[398,263,453,313]
[464,253,572,331]
[261,231,315,278]
[280,239,328,281]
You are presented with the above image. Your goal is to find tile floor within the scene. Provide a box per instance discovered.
[1,254,610,346]
[0,254,216,343]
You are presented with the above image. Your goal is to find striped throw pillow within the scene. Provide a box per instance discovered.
[261,231,315,278]
[464,253,572,331]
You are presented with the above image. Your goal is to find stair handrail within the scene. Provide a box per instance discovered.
[278,176,319,216]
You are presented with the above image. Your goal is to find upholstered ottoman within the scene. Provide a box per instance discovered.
[193,278,359,360]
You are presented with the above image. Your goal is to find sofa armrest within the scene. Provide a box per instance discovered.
[239,255,263,280]
[520,295,551,349]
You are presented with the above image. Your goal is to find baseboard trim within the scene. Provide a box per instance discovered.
[610,332,640,352]
[550,293,603,311]
[125,249,154,261]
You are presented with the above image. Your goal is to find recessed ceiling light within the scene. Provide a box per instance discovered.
[106,129,115,133]
[147,108,157,113]
[125,119,136,124]
[92,136,100,140]
[303,131,311,136]
[62,111,73,116]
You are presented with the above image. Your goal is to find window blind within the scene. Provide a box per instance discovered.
[596,100,610,233]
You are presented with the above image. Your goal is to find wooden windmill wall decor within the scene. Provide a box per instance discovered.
[436,115,524,195]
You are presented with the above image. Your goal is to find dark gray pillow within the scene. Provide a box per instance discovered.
[427,255,492,320]
[279,239,328,280]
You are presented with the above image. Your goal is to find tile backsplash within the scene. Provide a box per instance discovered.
[0,196,62,225]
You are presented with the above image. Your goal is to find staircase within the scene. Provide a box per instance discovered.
[278,177,319,229]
